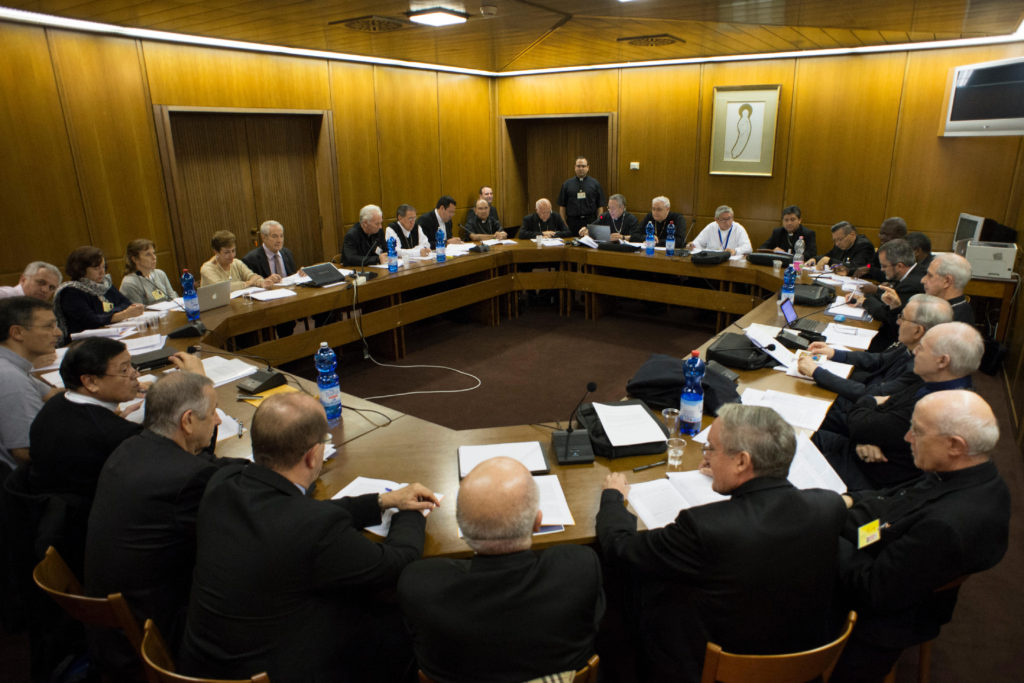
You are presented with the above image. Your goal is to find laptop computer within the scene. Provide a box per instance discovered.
[587,223,612,242]
[780,297,826,333]
[303,262,348,287]
[197,280,231,312]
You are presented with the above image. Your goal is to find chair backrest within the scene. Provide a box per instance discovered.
[32,545,143,653]
[140,619,271,683]
[700,611,857,683]
[417,654,599,683]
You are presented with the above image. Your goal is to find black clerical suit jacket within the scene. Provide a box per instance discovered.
[416,211,454,249]
[519,212,571,239]
[179,463,425,682]
[241,246,297,278]
[862,263,926,350]
[341,223,387,267]
[822,234,876,271]
[597,477,846,681]
[812,345,915,403]
[638,211,687,245]
[760,225,818,261]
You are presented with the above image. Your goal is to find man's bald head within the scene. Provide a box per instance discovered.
[909,390,999,471]
[252,393,328,471]
[457,457,540,555]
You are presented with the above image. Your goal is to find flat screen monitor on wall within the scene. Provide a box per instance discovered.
[941,56,1024,137]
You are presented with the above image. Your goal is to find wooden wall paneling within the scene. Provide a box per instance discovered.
[497,71,619,117]
[47,29,174,276]
[500,119,530,224]
[328,62,381,227]
[437,73,495,220]
[143,41,331,110]
[696,59,797,225]
[618,64,702,219]
[0,22,88,279]
[373,67,442,228]
[245,114,323,270]
[886,45,1024,235]
[518,118,611,216]
[786,53,906,228]
[314,114,341,261]
[167,113,258,274]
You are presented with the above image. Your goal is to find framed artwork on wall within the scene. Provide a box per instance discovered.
[709,84,781,176]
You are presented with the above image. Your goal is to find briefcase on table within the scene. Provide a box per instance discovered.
[706,333,775,371]
[576,399,668,459]
[626,353,742,414]
[690,250,731,264]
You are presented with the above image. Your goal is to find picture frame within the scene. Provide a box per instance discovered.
[709,85,781,176]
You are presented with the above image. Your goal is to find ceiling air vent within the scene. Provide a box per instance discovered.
[329,15,409,33]
[617,34,685,47]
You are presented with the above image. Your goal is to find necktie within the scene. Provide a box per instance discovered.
[274,253,283,276]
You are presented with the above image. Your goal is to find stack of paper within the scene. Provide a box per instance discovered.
[482,239,518,246]
[332,477,444,536]
[200,356,259,387]
[124,334,167,356]
[230,286,265,299]
[251,289,297,301]
[627,472,728,529]
[741,388,833,432]
[69,327,134,341]
[825,296,872,321]
[592,403,665,447]
[822,323,877,350]
[786,351,853,381]
[146,299,181,312]
[279,272,312,286]
[457,441,548,477]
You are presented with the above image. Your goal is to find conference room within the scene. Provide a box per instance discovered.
[2,1,1024,681]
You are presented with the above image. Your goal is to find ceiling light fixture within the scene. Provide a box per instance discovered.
[408,7,469,27]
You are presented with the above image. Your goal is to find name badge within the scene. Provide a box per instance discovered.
[576,191,587,199]
[857,519,882,549]
[151,290,165,300]
[102,301,114,312]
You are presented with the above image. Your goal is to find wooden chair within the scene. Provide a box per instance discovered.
[700,611,857,683]
[418,653,599,683]
[140,618,270,683]
[883,575,971,683]
[31,545,143,654]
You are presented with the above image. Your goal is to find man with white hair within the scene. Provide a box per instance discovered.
[916,252,974,324]
[341,204,388,266]
[830,390,1010,682]
[399,457,604,682]
[813,321,983,490]
[639,195,686,245]
[688,205,752,255]
[0,261,62,301]
[241,220,294,283]
[519,198,571,239]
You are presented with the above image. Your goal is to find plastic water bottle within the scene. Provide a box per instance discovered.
[645,222,655,256]
[387,236,398,273]
[435,227,446,263]
[666,221,676,257]
[314,342,342,426]
[679,350,705,436]
[180,269,200,323]
[793,236,805,272]
[780,265,797,312]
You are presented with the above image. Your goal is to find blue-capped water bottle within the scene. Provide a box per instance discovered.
[666,221,676,257]
[679,350,705,436]
[387,236,398,273]
[645,221,656,256]
[314,342,342,426]
[435,227,446,263]
[180,269,200,323]
[793,236,805,272]
[780,264,796,313]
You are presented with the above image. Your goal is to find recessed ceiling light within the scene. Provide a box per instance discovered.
[408,7,469,27]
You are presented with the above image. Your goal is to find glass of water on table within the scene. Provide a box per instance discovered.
[666,437,686,472]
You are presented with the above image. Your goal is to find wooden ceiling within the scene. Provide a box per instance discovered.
[9,0,1024,72]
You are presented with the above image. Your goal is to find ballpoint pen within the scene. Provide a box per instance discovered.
[633,460,667,472]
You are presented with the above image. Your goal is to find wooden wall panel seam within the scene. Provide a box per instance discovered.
[372,65,386,223]
[883,52,913,223]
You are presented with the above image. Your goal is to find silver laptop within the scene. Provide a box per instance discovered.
[587,223,612,242]
[197,280,231,312]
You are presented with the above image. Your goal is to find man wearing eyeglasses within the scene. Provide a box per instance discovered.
[829,390,1009,682]
[596,404,846,682]
[688,205,752,256]
[0,297,63,477]
[844,239,925,351]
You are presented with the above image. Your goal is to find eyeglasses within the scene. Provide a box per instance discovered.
[102,366,139,379]
[21,321,60,331]
[318,433,333,446]
[897,312,922,326]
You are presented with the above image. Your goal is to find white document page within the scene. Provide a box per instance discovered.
[626,479,689,530]
[785,351,854,381]
[741,388,833,432]
[33,346,69,372]
[146,299,181,312]
[279,272,312,286]
[823,323,877,350]
[577,236,599,249]
[200,356,259,387]
[745,323,797,367]
[667,471,730,508]
[251,288,297,301]
[825,296,872,321]
[592,403,666,447]
[457,441,548,478]
[787,435,847,495]
[230,286,265,299]
[215,408,241,441]
[540,238,566,247]
[69,327,133,340]
[332,476,444,536]
[124,334,167,355]
[534,474,575,526]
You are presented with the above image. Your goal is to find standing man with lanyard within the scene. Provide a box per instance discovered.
[558,157,606,232]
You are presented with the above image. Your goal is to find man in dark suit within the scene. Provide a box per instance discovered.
[518,198,572,239]
[85,365,220,674]
[804,221,875,274]
[179,393,440,682]
[846,239,925,350]
[830,391,1010,682]
[638,195,687,245]
[597,404,847,682]
[398,457,604,682]
[760,205,817,260]
[415,195,461,249]
[242,220,298,337]
[341,204,388,267]
[855,216,907,281]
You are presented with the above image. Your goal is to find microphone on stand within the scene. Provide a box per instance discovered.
[553,381,597,465]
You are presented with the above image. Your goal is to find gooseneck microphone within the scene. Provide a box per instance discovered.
[187,344,287,394]
[553,381,597,465]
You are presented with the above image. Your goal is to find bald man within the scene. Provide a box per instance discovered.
[519,198,571,239]
[462,198,506,242]
[831,391,1010,682]
[398,457,604,682]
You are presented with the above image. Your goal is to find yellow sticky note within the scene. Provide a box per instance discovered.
[857,519,881,549]
[241,383,299,407]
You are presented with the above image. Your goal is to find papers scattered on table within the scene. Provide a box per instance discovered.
[786,351,853,381]
[250,288,297,301]
[592,403,666,447]
[627,472,728,529]
[215,409,242,441]
[577,236,599,249]
[332,477,444,537]
[483,239,518,246]
[729,253,745,261]
[745,323,796,367]
[124,334,167,356]
[741,388,833,432]
[457,441,549,478]
[230,286,265,299]
[825,296,872,321]
[279,272,312,286]
[200,356,259,387]
[33,346,69,372]
[822,323,877,350]
[146,299,181,312]
[538,238,566,247]
[69,327,134,340]
[788,435,846,494]
[534,474,575,526]
[443,244,473,259]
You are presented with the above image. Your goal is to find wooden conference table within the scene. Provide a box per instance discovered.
[198,284,865,559]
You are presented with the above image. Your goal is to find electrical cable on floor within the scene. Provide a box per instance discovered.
[348,275,483,401]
